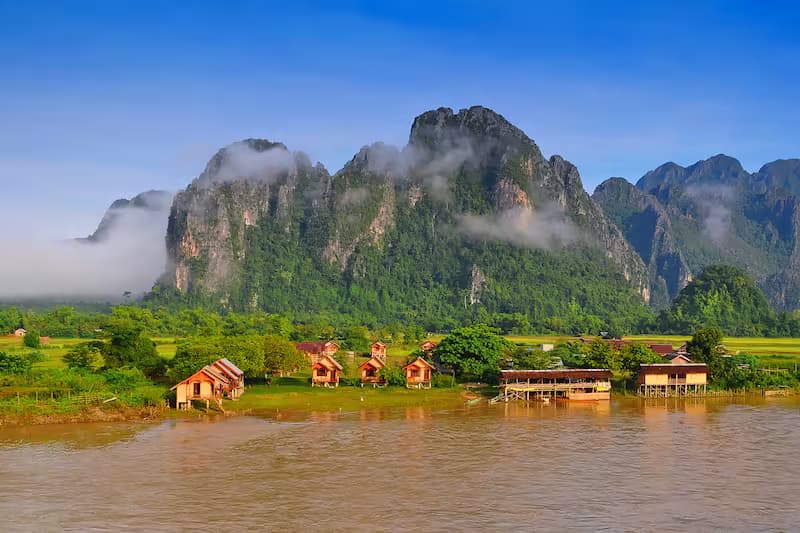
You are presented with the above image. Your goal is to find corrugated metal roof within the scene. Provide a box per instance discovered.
[500,369,612,380]
[216,358,244,376]
[638,363,707,374]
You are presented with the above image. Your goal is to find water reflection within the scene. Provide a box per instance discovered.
[0,397,798,531]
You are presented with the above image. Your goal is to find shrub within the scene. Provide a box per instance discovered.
[0,351,37,374]
[379,366,406,386]
[23,330,41,348]
[103,367,149,392]
[432,373,456,388]
[63,342,105,372]
[339,377,361,387]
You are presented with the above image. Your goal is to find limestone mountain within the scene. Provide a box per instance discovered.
[594,155,800,310]
[80,190,173,243]
[157,106,651,330]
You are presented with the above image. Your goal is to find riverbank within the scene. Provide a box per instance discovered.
[0,404,168,428]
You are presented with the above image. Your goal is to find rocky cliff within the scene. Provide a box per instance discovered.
[594,155,800,310]
[159,106,652,327]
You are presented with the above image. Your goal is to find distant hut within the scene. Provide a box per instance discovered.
[370,341,387,360]
[14,328,27,337]
[403,357,434,389]
[359,356,386,387]
[296,341,340,364]
[171,365,231,410]
[311,354,343,387]
[39,336,50,345]
[648,343,674,356]
[419,340,437,353]
[664,352,693,364]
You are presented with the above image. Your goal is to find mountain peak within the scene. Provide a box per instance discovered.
[637,154,747,193]
[409,105,530,149]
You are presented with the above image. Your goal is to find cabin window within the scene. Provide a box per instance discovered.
[193,382,201,395]
[410,369,420,378]
[424,369,430,380]
[365,368,376,377]
[316,368,328,377]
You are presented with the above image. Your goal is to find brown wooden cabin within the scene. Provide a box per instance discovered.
[664,352,693,364]
[403,357,434,389]
[419,340,437,353]
[499,369,612,401]
[648,343,675,355]
[211,358,245,399]
[296,340,340,363]
[370,341,387,359]
[638,363,708,397]
[311,354,343,387]
[359,356,386,387]
[171,365,231,410]
[14,328,27,337]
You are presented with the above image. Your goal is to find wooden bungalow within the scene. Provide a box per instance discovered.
[370,341,387,360]
[211,358,245,399]
[296,340,340,363]
[496,369,612,402]
[638,363,708,397]
[39,336,50,345]
[171,365,231,410]
[14,328,27,337]
[403,357,434,389]
[311,354,343,387]
[419,340,437,353]
[648,343,675,356]
[359,356,386,387]
[664,352,693,364]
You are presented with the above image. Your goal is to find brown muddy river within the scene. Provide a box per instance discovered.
[1,398,799,531]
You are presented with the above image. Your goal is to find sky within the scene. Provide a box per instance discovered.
[1,0,799,239]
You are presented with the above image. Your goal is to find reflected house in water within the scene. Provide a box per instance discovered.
[638,363,708,397]
[359,356,386,387]
[404,357,434,389]
[311,354,343,387]
[296,340,340,364]
[495,369,613,402]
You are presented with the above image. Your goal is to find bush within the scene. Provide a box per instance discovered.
[432,373,456,388]
[23,330,41,348]
[379,366,406,386]
[0,351,38,374]
[127,385,167,406]
[63,342,105,372]
[339,377,361,387]
[102,367,149,392]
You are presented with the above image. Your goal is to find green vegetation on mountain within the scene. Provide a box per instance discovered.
[657,265,800,336]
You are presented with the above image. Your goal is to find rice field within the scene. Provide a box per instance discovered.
[0,336,178,369]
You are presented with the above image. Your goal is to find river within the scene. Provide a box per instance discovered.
[1,397,799,531]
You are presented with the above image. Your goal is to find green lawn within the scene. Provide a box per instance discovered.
[228,376,465,413]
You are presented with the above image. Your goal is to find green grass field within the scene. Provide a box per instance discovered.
[228,376,465,413]
[2,333,798,372]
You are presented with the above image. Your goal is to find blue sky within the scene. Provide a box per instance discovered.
[2,0,799,238]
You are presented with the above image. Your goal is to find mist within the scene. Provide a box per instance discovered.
[357,136,478,199]
[203,142,296,186]
[685,184,735,244]
[458,205,579,249]
[0,196,173,301]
